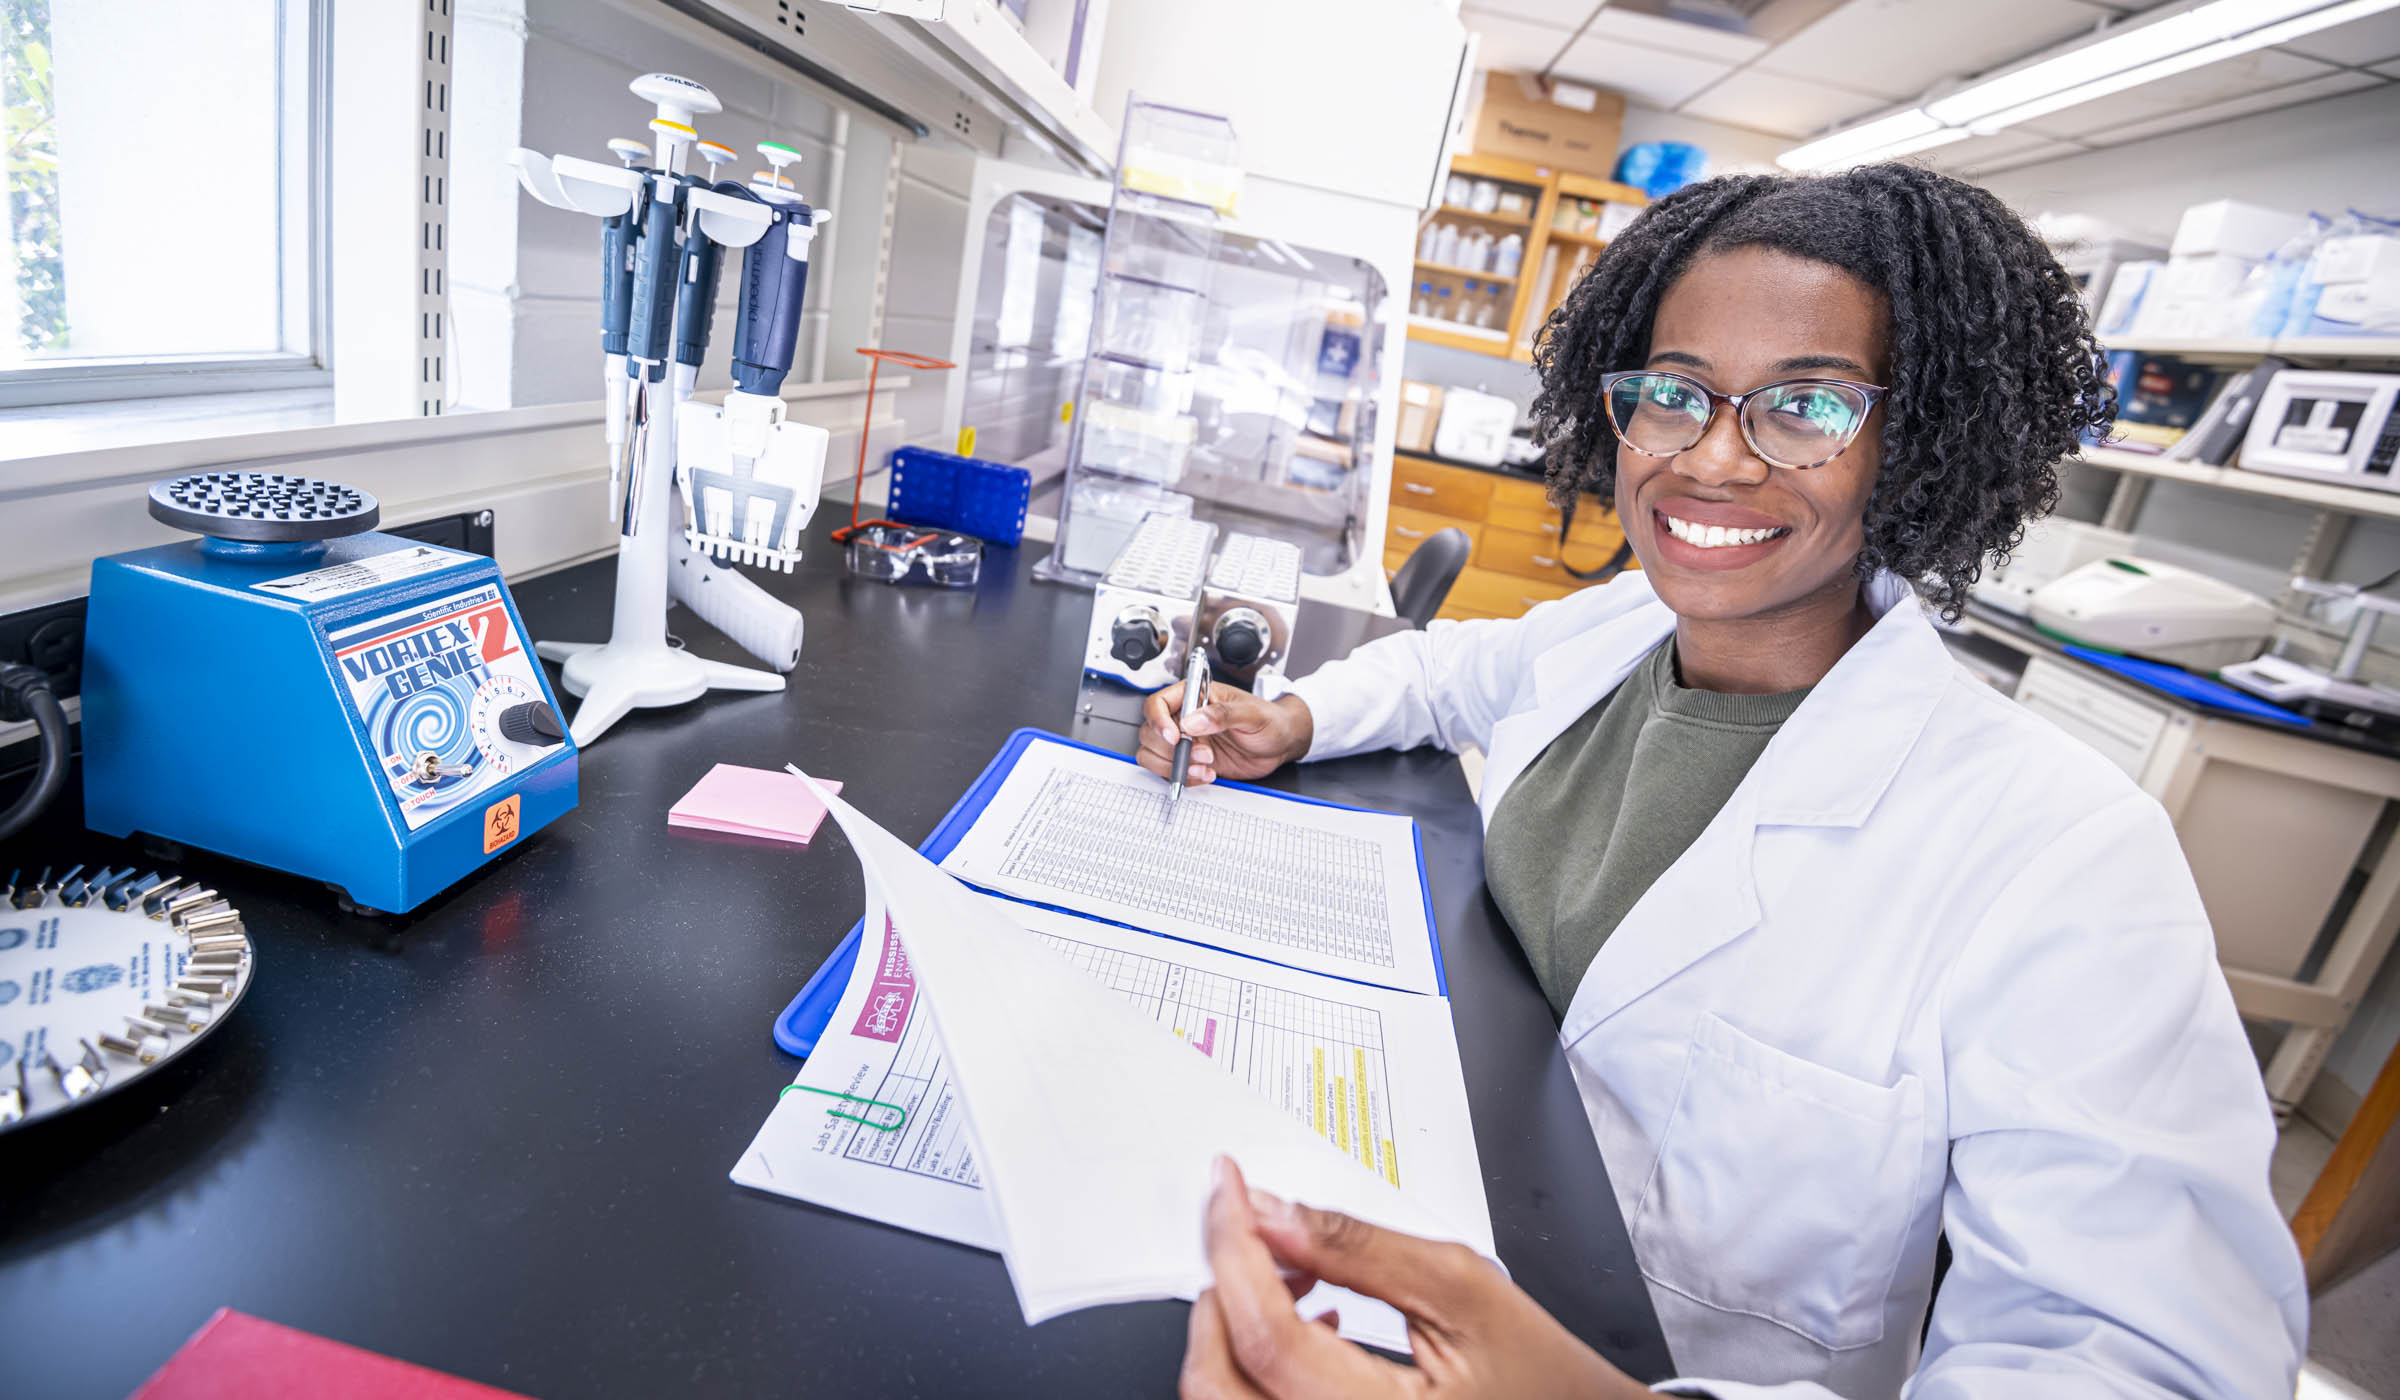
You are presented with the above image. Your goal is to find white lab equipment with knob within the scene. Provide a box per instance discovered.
[2029,557,2277,669]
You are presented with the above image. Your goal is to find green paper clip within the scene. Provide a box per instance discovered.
[781,1082,907,1132]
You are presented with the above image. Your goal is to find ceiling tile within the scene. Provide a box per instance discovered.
[2086,70,2385,147]
[1462,8,1581,73]
[2274,7,2400,65]
[1550,34,1736,106]
[1585,6,1770,63]
[1755,0,2107,103]
[1949,136,2091,178]
[1948,137,2102,177]
[1676,68,1892,136]
[1459,0,1600,26]
[2015,48,2336,138]
[1921,126,2085,172]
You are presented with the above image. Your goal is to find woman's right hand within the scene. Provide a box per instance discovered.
[1138,683,1314,788]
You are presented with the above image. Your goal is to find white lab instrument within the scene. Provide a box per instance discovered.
[1279,569,2304,1398]
[2236,370,2400,493]
[2223,578,2400,719]
[1083,512,1217,691]
[1975,518,2133,617]
[507,75,833,745]
[1432,386,1517,467]
[1198,532,1302,688]
[2029,556,2275,669]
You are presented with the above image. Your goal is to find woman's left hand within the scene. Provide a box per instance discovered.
[1180,1157,1653,1400]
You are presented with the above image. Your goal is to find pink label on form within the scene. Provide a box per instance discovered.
[851,917,916,1043]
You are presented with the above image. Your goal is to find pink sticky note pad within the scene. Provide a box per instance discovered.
[668,764,842,846]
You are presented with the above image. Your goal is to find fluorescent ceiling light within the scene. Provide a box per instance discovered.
[1777,108,1942,171]
[1779,0,2400,170]
[1924,0,2329,126]
[1966,0,2400,134]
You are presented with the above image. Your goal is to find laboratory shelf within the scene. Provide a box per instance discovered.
[2097,335,2400,362]
[1407,320,1511,354]
[1414,260,1517,283]
[2073,444,2400,522]
[1102,269,1205,296]
[1434,204,1533,229]
[1091,349,1181,375]
[1555,173,1651,204]
[1540,227,1611,249]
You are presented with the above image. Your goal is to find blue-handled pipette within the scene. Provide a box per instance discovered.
[676,140,829,567]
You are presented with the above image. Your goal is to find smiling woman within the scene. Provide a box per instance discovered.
[1534,165,2116,626]
[1160,163,2306,1400]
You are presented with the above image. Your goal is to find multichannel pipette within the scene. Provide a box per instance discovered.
[677,140,830,569]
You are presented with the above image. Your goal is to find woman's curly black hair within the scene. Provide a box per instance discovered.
[1529,163,2115,618]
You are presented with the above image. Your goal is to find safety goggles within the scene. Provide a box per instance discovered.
[1600,369,1886,471]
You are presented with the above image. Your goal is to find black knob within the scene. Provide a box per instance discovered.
[1109,612,1165,668]
[497,701,566,747]
[1214,612,1268,670]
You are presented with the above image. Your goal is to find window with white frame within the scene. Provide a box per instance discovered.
[2,0,321,406]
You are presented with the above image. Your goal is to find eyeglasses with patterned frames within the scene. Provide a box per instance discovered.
[1600,370,1887,471]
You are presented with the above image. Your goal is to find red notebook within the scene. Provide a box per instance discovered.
[130,1309,533,1400]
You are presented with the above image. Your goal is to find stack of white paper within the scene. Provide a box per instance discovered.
[734,765,1495,1347]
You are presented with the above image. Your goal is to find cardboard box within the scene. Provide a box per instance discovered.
[1396,380,1444,453]
[1466,71,1624,178]
[2170,199,2305,261]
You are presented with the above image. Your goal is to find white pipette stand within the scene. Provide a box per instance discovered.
[508,74,805,747]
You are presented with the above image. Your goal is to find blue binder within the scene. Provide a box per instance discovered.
[773,727,1447,1057]
[2061,645,2312,728]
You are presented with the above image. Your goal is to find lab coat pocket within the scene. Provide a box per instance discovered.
[1631,1012,1924,1351]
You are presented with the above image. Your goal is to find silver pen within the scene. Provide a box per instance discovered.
[1169,647,1211,803]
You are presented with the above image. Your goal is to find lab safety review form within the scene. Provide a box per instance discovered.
[734,740,1490,1352]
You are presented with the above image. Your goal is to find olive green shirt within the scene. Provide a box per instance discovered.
[1486,639,1811,1018]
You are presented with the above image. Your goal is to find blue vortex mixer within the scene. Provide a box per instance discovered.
[81,473,579,913]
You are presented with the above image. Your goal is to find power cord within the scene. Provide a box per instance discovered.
[0,662,70,844]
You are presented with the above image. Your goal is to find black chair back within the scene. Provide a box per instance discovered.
[1389,527,1473,628]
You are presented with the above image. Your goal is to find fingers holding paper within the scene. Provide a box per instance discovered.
[1185,1156,1399,1399]
[1187,1156,1648,1400]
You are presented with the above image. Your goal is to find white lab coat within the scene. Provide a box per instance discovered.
[1283,570,2306,1400]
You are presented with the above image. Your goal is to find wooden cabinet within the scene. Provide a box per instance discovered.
[1383,453,1631,622]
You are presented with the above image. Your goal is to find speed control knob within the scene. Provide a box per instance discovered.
[1212,608,1270,671]
[1108,609,1167,668]
[497,701,567,748]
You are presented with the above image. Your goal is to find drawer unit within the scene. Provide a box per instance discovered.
[1386,504,1481,555]
[1485,477,1622,547]
[1446,565,1580,617]
[1385,454,1628,622]
[1392,456,1495,519]
[1479,524,1580,583]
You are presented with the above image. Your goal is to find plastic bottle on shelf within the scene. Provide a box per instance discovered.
[1412,282,1432,318]
[1418,221,1441,262]
[1436,286,1456,322]
[1431,222,1462,268]
[1461,281,1481,325]
[1495,233,1524,278]
[1475,284,1499,329]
